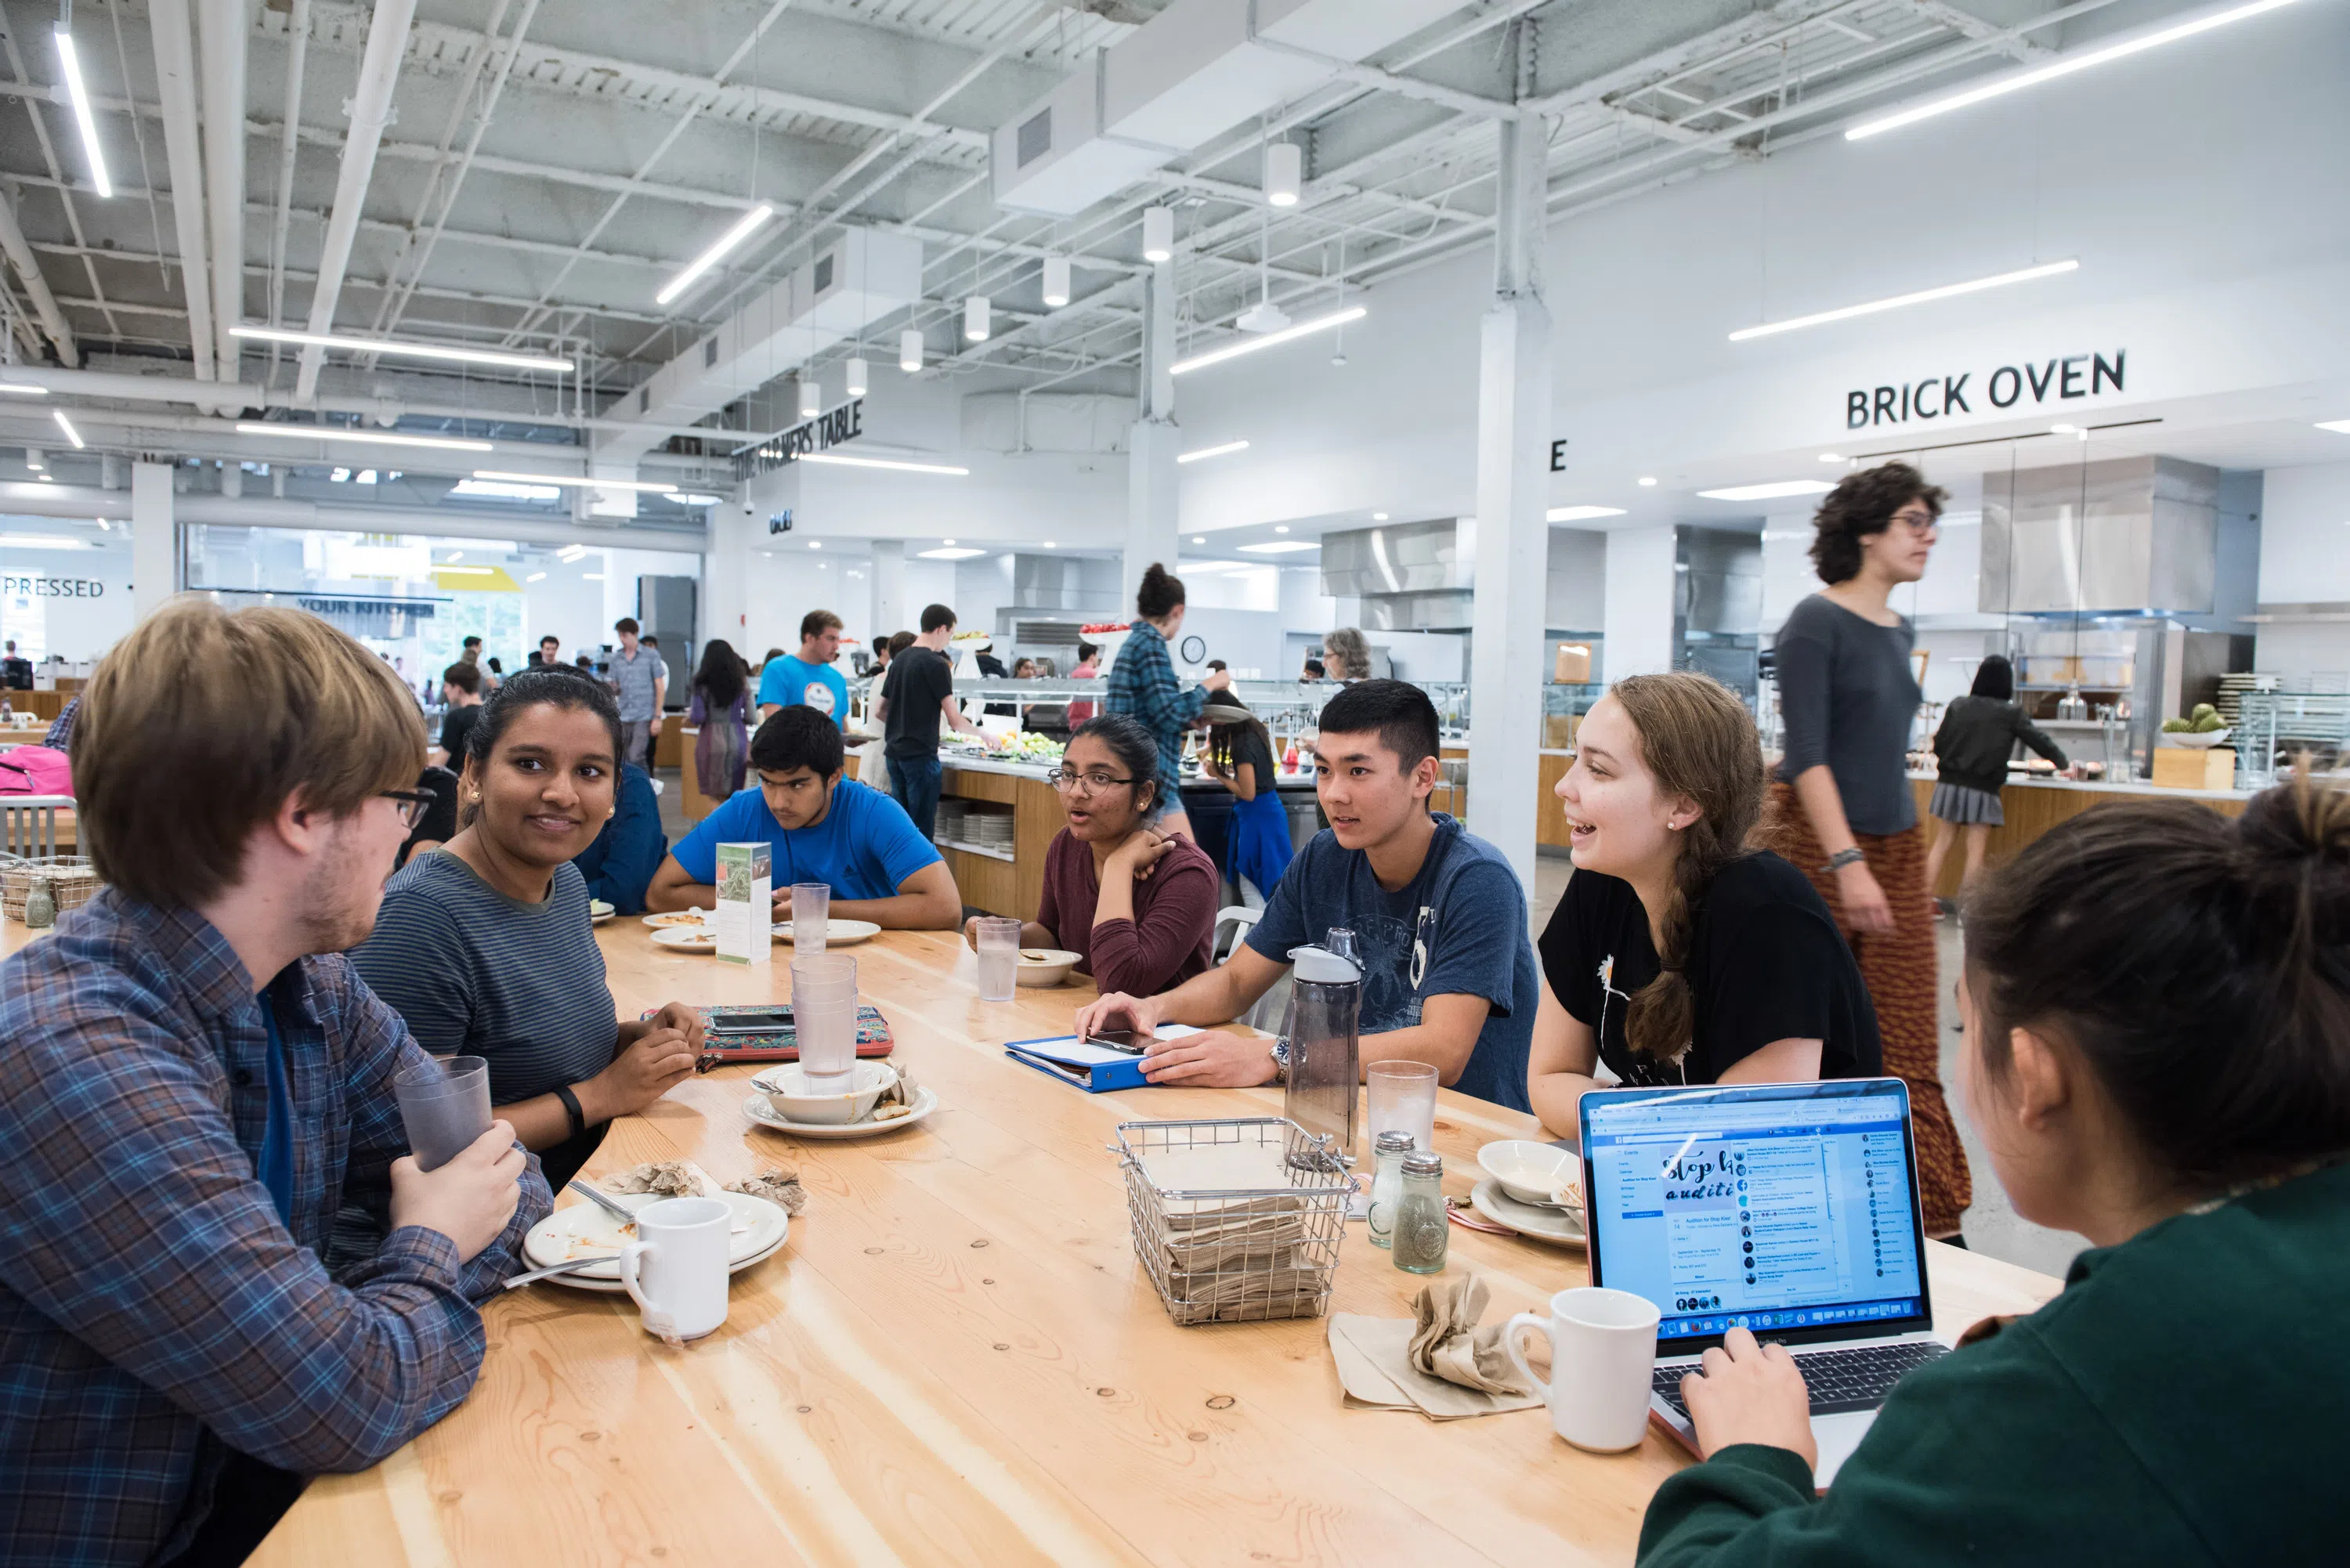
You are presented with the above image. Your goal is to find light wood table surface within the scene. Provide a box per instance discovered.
[249,924,2063,1567]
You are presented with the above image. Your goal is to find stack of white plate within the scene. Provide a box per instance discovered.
[2215,671,2280,731]
[971,811,1015,852]
[935,800,968,843]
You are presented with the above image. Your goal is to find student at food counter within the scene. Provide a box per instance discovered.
[756,611,850,727]
[647,705,960,929]
[1101,562,1232,838]
[1201,699,1294,907]
[964,714,1217,996]
[1636,781,2350,1566]
[1771,461,1969,1241]
[1527,674,1879,1139]
[1076,680,1538,1111]
[1925,654,2071,902]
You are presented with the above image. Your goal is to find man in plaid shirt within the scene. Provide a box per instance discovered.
[0,601,551,1567]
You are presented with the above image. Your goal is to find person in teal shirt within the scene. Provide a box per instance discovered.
[756,609,851,728]
[1636,782,2350,1566]
[644,706,960,929]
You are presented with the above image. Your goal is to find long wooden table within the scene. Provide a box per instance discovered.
[250,926,2061,1566]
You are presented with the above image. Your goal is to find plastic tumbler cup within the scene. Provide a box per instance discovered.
[791,883,830,953]
[974,916,1021,1002]
[394,1054,492,1172]
[793,955,859,1082]
[1367,1060,1439,1161]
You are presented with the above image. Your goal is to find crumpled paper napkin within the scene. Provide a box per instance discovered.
[1328,1274,1540,1420]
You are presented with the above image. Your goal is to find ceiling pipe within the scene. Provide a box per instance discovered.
[197,0,250,393]
[147,0,213,388]
[0,365,264,404]
[0,480,710,550]
[295,0,418,403]
[0,192,77,367]
[267,0,312,341]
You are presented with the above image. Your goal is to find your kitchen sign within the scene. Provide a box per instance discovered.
[1846,349,2127,429]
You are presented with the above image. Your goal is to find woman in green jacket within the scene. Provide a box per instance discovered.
[1639,779,2350,1566]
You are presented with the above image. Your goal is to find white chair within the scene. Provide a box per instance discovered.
[1209,905,1288,1034]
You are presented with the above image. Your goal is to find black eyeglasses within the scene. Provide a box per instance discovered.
[1049,768,1134,795]
[380,789,436,830]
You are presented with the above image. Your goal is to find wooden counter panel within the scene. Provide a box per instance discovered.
[1913,779,2247,897]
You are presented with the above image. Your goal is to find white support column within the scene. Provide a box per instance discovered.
[1466,27,1552,895]
[130,462,178,620]
[870,538,905,638]
[1123,258,1180,603]
[705,497,753,650]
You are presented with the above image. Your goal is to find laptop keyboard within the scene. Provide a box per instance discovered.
[1651,1339,1948,1420]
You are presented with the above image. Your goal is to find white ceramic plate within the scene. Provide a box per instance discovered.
[590,900,615,926]
[650,926,721,951]
[770,917,882,946]
[641,909,709,930]
[522,1190,790,1288]
[743,1085,938,1140]
[1469,1176,1586,1248]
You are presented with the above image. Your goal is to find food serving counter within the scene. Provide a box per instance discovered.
[1907,770,2251,898]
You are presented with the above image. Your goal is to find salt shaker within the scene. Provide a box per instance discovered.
[1365,1129,1414,1251]
[1390,1150,1448,1275]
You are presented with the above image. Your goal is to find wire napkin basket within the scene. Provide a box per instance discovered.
[1112,1116,1352,1327]
[1,855,100,921]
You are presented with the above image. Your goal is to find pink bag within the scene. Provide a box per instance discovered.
[0,745,72,795]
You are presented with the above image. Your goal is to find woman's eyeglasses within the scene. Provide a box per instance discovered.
[1049,768,1133,796]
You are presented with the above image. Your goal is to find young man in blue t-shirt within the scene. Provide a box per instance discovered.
[1075,680,1539,1110]
[755,609,852,728]
[646,706,960,929]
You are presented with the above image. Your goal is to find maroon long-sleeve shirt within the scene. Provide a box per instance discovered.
[1036,828,1218,996]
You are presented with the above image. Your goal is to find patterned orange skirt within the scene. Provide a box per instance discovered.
[1768,783,1973,1237]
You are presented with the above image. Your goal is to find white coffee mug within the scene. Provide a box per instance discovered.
[616,1196,732,1342]
[1504,1286,1661,1452]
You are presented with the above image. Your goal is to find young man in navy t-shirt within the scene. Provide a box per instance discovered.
[1075,680,1539,1110]
[645,706,961,929]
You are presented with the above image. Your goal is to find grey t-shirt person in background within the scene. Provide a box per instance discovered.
[1773,593,1922,835]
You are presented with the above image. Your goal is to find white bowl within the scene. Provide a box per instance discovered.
[1477,1140,1579,1207]
[750,1060,898,1125]
[1015,948,1081,987]
[2160,728,2231,749]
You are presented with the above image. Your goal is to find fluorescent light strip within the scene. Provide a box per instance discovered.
[51,410,84,450]
[1547,505,1625,522]
[435,565,497,576]
[0,382,45,396]
[916,546,986,560]
[53,29,110,199]
[1729,260,2077,341]
[656,203,776,306]
[1236,540,1318,555]
[472,470,683,493]
[2316,420,2350,435]
[236,423,494,453]
[0,533,96,549]
[1172,306,1366,377]
[1697,480,1838,501]
[1177,440,1251,464]
[1846,0,2305,142]
[663,492,724,505]
[795,452,970,476]
[229,325,572,374]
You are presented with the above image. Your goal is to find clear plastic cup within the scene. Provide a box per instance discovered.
[791,883,830,953]
[394,1054,492,1172]
[1366,1060,1439,1162]
[974,916,1021,1002]
[793,956,859,1082]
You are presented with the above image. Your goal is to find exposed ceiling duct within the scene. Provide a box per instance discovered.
[197,0,251,391]
[0,190,75,366]
[593,225,922,474]
[148,0,211,386]
[295,0,419,402]
[991,0,1468,215]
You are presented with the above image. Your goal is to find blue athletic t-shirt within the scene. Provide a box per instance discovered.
[673,779,940,901]
[1246,813,1538,1111]
[756,654,851,727]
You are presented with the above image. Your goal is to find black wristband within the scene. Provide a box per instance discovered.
[554,1083,587,1140]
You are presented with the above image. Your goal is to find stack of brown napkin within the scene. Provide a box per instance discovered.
[725,1165,808,1215]
[1328,1274,1540,1420]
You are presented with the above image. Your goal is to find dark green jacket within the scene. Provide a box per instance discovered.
[1638,1162,2350,1566]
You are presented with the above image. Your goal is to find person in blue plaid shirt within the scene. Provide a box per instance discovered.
[0,599,551,1568]
[1101,562,1231,839]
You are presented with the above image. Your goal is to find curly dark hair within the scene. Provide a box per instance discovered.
[1809,461,1947,584]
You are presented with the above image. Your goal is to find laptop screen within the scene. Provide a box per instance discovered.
[1580,1078,1932,1349]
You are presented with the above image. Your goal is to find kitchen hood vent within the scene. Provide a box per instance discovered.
[1979,455,2219,616]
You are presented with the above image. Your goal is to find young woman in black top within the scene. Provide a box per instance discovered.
[1924,653,2071,901]
[1527,672,1880,1140]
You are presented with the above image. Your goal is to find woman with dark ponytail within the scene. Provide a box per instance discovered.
[1526,672,1880,1137]
[1637,779,2350,1564]
[1101,562,1232,838]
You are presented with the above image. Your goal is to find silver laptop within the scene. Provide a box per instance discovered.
[1578,1078,1947,1487]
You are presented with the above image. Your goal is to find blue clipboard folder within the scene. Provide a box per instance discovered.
[1003,1026,1202,1093]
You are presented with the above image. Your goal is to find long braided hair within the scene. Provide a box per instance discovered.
[1609,672,1767,1060]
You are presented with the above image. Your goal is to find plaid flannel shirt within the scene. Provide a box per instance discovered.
[0,890,551,1567]
[1101,620,1207,785]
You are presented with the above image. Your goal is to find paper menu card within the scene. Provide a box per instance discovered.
[714,842,772,966]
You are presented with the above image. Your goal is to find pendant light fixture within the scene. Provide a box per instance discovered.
[899,328,924,374]
[1265,141,1301,208]
[798,378,822,419]
[964,296,992,342]
[1141,207,1173,264]
[845,357,869,398]
[1042,255,1071,309]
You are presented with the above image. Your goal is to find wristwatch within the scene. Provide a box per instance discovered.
[1824,847,1868,873]
[1267,1037,1290,1086]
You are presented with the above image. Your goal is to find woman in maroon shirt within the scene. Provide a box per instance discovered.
[965,714,1217,994]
